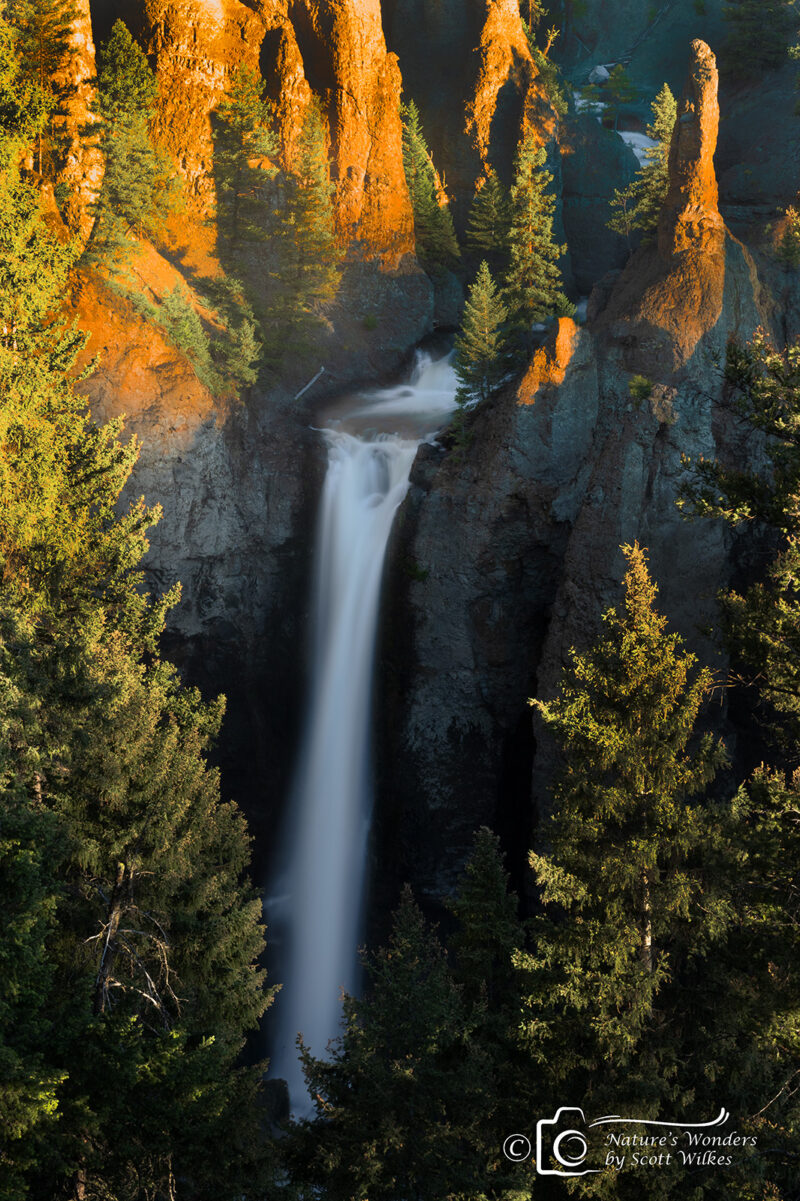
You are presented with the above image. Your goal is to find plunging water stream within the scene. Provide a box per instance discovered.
[269,350,458,1111]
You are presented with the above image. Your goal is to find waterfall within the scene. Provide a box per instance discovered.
[269,350,458,1112]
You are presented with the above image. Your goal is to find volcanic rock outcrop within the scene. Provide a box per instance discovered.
[599,40,763,379]
[385,0,555,227]
[128,0,414,264]
[377,39,766,905]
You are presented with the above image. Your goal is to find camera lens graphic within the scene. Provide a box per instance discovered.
[553,1129,589,1170]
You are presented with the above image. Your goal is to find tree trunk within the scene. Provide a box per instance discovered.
[93,861,131,1016]
[640,870,653,973]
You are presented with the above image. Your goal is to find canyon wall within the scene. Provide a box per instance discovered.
[376,39,768,905]
[44,5,797,903]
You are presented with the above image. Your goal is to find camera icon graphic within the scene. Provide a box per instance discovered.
[535,1108,600,1177]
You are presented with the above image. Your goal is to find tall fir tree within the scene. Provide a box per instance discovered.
[504,128,572,329]
[466,168,511,263]
[723,0,798,77]
[608,83,677,242]
[6,0,75,176]
[212,64,277,247]
[0,27,276,1192]
[274,97,339,331]
[284,887,494,1201]
[521,546,725,1074]
[452,259,509,405]
[88,20,178,261]
[400,98,460,270]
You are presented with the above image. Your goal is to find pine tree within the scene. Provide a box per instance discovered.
[88,20,178,261]
[723,0,798,77]
[0,40,275,1191]
[603,63,638,130]
[400,99,460,270]
[6,0,75,176]
[466,168,511,263]
[608,83,677,242]
[446,829,532,1195]
[284,887,492,1201]
[452,260,509,405]
[212,64,277,246]
[277,97,339,322]
[504,128,572,329]
[521,546,725,1078]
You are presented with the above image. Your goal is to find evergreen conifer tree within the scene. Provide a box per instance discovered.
[723,0,798,77]
[277,98,339,322]
[466,167,511,264]
[603,64,638,130]
[446,829,532,1194]
[680,331,800,747]
[400,99,460,270]
[504,128,572,329]
[452,259,509,404]
[0,36,275,1191]
[212,64,277,247]
[88,20,177,261]
[284,887,492,1200]
[608,83,677,242]
[6,0,75,175]
[521,546,725,1077]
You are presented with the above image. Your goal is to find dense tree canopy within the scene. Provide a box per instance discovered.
[0,23,275,1195]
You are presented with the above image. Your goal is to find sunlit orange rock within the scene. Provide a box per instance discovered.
[599,40,763,378]
[52,0,103,243]
[136,0,413,266]
[657,38,724,259]
[518,318,581,404]
[467,0,555,169]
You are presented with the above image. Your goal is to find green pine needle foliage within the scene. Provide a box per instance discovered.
[212,64,277,246]
[723,0,798,77]
[400,98,460,270]
[466,168,511,261]
[504,129,572,328]
[87,20,180,263]
[608,83,677,242]
[453,259,509,405]
[0,24,275,1193]
[5,0,76,178]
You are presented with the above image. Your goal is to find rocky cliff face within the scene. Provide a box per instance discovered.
[377,39,767,905]
[48,5,791,909]
[54,0,104,241]
[125,0,414,264]
[385,0,555,228]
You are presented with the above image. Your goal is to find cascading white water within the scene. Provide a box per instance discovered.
[269,350,458,1111]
